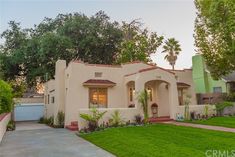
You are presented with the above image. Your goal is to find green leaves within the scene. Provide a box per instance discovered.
[215,101,233,116]
[116,20,163,64]
[109,110,124,127]
[80,108,107,123]
[0,11,123,86]
[0,80,13,114]
[162,38,181,70]
[194,0,235,79]
[80,108,107,131]
[137,90,149,122]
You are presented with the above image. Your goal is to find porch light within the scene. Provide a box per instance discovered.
[147,88,151,94]
[133,89,135,95]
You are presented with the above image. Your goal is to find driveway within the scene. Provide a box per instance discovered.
[0,122,115,157]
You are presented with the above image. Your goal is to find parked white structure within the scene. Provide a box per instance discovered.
[44,60,214,129]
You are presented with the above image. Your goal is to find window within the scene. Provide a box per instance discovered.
[213,87,222,93]
[51,96,55,103]
[129,87,135,102]
[95,72,102,78]
[178,88,184,105]
[89,88,107,108]
[147,87,153,101]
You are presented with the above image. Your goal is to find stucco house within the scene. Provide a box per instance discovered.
[44,60,213,130]
[192,54,235,94]
[192,54,235,104]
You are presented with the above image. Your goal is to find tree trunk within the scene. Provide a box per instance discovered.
[172,64,175,70]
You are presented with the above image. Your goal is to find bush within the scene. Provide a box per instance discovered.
[109,110,124,127]
[57,111,65,127]
[43,116,54,126]
[225,92,235,102]
[137,90,149,123]
[0,80,13,114]
[39,117,45,123]
[7,120,15,131]
[80,108,107,132]
[215,101,234,116]
[134,114,143,125]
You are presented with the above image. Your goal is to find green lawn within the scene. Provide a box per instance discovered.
[80,124,235,157]
[185,116,235,128]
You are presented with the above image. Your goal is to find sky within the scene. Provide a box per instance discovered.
[0,0,197,69]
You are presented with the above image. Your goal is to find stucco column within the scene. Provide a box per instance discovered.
[54,60,66,124]
[168,82,179,119]
[134,77,145,114]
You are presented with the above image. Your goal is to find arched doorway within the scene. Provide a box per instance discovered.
[145,80,170,117]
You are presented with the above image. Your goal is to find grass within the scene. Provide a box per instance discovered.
[80,124,235,157]
[185,116,235,128]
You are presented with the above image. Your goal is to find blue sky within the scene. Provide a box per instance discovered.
[0,0,196,69]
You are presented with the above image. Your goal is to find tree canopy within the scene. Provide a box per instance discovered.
[194,0,235,79]
[116,20,163,63]
[0,11,180,88]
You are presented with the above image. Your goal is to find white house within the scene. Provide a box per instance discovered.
[44,60,214,130]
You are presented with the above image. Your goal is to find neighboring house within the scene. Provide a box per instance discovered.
[192,54,235,104]
[44,60,212,129]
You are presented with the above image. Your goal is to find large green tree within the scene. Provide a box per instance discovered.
[0,21,27,81]
[58,11,123,64]
[194,0,235,79]
[0,11,123,86]
[116,20,163,63]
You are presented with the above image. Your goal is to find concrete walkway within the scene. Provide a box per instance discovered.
[164,121,235,133]
[15,121,51,131]
[0,123,115,157]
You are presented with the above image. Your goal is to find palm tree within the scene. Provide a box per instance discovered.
[162,38,181,70]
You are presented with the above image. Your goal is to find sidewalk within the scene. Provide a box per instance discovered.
[164,121,235,133]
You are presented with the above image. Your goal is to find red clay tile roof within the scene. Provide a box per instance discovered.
[122,61,156,66]
[177,82,190,88]
[72,60,121,68]
[125,66,175,77]
[166,69,192,72]
[72,60,156,68]
[83,79,116,87]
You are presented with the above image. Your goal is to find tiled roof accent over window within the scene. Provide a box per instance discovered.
[83,79,116,87]
[125,66,175,77]
[177,82,190,88]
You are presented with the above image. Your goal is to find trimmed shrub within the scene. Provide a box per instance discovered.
[0,80,13,114]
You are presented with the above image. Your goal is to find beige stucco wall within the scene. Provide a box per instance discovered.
[176,105,216,117]
[64,62,153,125]
[125,68,179,119]
[45,60,198,126]
[44,79,55,118]
[173,70,197,106]
[78,108,141,129]
[53,60,66,124]
[0,113,11,142]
